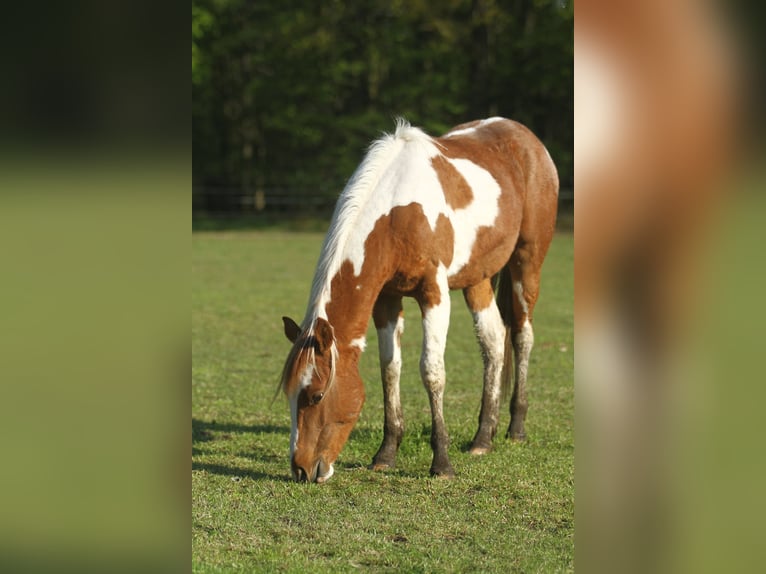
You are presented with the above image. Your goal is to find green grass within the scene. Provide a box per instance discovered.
[192,229,573,572]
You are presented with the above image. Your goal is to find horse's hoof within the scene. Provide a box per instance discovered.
[468,445,491,455]
[431,471,456,480]
[369,461,394,471]
[430,466,456,479]
[506,431,527,442]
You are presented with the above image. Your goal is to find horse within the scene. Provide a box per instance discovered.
[279,117,558,482]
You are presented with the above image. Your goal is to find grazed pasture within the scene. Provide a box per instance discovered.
[192,230,573,572]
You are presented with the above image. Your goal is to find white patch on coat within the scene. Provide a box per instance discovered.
[305,119,427,325]
[445,158,501,276]
[337,136,500,279]
[303,119,504,326]
[444,116,506,138]
[350,336,367,351]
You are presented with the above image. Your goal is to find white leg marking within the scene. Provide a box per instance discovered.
[378,315,405,430]
[473,302,507,403]
[515,319,534,383]
[513,281,529,316]
[379,316,404,376]
[421,266,451,396]
[420,266,454,474]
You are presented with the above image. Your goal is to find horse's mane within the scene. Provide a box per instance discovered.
[303,118,433,330]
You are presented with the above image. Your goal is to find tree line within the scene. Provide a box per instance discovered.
[193,0,572,213]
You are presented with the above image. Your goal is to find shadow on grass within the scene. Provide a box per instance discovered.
[192,418,288,442]
[192,418,291,482]
[192,461,291,482]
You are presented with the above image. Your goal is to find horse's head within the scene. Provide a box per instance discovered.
[280,316,364,483]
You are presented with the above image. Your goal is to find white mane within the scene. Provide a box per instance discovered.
[301,119,435,330]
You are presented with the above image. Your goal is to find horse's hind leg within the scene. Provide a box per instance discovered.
[370,293,405,470]
[464,279,506,454]
[504,238,549,441]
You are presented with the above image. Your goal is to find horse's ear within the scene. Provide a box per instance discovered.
[314,317,335,355]
[282,316,301,343]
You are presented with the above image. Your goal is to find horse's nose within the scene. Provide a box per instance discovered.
[291,456,313,482]
[294,466,309,482]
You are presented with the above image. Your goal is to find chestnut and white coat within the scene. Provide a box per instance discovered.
[280,117,558,482]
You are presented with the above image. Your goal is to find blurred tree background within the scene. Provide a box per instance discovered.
[192,0,572,218]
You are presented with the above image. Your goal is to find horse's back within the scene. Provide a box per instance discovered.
[439,118,558,206]
[435,118,558,288]
[374,118,557,294]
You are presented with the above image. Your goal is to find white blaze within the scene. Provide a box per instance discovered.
[289,364,314,458]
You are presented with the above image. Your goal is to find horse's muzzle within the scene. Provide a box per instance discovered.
[291,457,333,483]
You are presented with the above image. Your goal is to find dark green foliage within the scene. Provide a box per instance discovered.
[192,0,573,204]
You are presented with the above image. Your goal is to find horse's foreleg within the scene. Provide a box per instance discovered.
[464,280,506,454]
[370,294,405,470]
[418,268,455,478]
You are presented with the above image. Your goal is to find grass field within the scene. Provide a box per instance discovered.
[192,229,573,572]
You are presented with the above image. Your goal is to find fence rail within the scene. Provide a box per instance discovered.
[192,186,573,218]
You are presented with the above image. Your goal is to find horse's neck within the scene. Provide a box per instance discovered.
[310,191,396,349]
[307,248,390,351]
[323,260,386,348]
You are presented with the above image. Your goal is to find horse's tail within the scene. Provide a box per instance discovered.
[495,264,515,403]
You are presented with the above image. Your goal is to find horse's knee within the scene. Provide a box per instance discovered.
[420,354,445,389]
[513,319,534,356]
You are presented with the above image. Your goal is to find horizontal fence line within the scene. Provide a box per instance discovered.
[193,186,573,216]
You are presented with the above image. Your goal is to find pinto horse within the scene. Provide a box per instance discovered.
[279,118,558,482]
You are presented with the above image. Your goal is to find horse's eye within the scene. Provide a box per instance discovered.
[311,392,324,405]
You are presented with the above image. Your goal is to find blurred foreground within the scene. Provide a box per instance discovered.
[576,0,766,572]
[0,1,188,571]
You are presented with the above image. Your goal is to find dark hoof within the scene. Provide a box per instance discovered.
[429,465,456,479]
[370,451,397,470]
[430,470,456,480]
[506,430,527,442]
